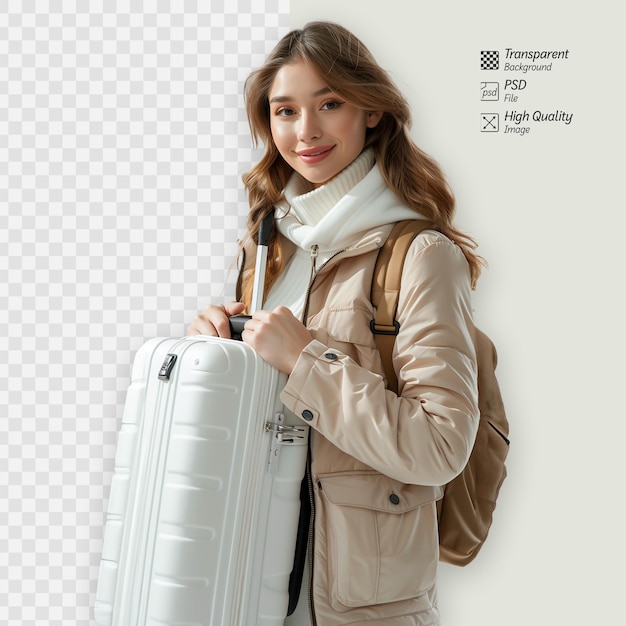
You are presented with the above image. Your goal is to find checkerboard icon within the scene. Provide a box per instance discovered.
[481,50,499,70]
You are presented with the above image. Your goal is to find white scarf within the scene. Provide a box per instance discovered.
[264,150,422,318]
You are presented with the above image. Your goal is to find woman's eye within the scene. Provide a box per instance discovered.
[321,100,343,111]
[276,107,295,117]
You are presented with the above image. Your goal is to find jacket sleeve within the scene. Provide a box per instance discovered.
[279,234,479,486]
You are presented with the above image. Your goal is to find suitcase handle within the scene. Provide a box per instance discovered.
[229,212,273,341]
[228,315,251,341]
[250,213,273,312]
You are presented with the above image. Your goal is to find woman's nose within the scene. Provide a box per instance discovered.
[297,111,322,142]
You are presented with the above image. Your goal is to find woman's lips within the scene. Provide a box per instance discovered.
[296,145,335,163]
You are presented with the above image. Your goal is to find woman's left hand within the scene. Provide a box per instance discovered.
[242,306,313,375]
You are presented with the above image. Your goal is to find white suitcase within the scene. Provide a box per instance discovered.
[94,334,309,625]
[95,215,309,625]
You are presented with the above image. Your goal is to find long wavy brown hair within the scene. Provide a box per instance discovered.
[239,21,483,308]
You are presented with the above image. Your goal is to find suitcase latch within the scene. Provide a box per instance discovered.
[158,353,177,381]
[266,413,309,475]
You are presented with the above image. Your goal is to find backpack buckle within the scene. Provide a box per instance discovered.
[370,320,400,336]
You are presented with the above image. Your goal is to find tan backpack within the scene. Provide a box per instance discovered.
[371,220,510,566]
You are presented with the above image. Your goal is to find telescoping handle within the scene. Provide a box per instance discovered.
[229,212,273,341]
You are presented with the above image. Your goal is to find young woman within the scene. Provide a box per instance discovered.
[188,21,481,626]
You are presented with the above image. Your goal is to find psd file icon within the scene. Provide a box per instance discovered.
[481,82,499,101]
[481,50,499,70]
[481,113,499,132]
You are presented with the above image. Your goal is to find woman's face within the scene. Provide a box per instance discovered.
[268,61,381,188]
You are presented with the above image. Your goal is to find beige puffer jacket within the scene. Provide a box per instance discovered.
[240,223,479,625]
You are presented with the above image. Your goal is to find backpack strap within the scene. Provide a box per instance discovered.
[371,219,433,393]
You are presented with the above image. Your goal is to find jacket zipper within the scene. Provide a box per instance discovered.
[300,244,345,626]
[305,460,316,625]
[300,245,345,325]
[300,245,318,325]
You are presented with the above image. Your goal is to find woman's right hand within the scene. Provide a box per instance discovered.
[186,301,246,338]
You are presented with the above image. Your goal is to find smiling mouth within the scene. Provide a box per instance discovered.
[296,146,335,161]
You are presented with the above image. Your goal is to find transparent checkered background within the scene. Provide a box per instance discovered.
[0,1,289,623]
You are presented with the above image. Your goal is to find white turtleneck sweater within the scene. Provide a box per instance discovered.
[263,149,422,319]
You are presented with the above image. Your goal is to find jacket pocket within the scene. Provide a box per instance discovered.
[322,307,386,378]
[325,307,377,348]
[317,471,443,611]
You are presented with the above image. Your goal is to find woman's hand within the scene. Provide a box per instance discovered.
[242,306,313,375]
[187,301,246,338]
[188,303,311,374]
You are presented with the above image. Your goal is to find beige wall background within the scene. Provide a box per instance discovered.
[291,1,624,624]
